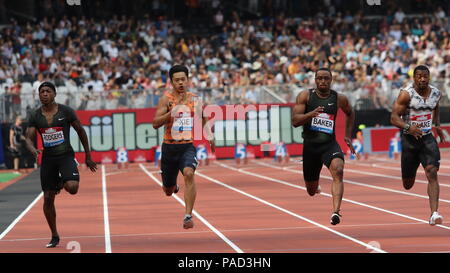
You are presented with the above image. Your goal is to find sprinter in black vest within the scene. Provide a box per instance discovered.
[292,68,355,225]
[24,81,97,248]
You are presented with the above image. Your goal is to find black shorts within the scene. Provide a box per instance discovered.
[160,143,197,188]
[302,140,345,182]
[401,133,440,179]
[9,143,22,158]
[40,153,79,192]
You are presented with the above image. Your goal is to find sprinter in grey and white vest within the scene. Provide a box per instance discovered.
[391,65,446,226]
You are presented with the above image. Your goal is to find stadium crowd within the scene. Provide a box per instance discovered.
[0,1,449,120]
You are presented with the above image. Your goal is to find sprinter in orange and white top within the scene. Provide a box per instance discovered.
[152,65,215,229]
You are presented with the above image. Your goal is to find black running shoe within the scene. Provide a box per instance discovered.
[330,212,342,225]
[46,236,60,248]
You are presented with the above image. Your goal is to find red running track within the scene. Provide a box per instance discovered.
[0,151,449,253]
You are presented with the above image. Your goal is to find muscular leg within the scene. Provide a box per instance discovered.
[401,137,420,190]
[43,191,59,237]
[424,165,439,213]
[163,185,178,196]
[402,160,419,189]
[160,144,179,196]
[402,177,416,190]
[161,169,179,196]
[302,149,322,196]
[328,158,344,213]
[182,167,196,215]
[64,180,79,195]
[305,180,319,196]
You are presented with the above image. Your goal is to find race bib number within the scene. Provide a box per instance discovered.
[173,112,193,132]
[196,145,208,160]
[410,111,432,133]
[311,113,335,134]
[40,127,64,147]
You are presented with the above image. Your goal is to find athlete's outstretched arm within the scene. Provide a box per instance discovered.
[152,96,171,129]
[433,102,446,143]
[72,120,97,172]
[338,94,356,154]
[391,90,422,139]
[24,126,41,159]
[292,90,323,127]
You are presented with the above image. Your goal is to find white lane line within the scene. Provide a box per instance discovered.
[242,161,450,231]
[371,157,450,169]
[107,170,161,175]
[4,220,443,243]
[0,192,43,240]
[105,171,127,177]
[101,165,112,253]
[196,170,386,253]
[280,164,450,204]
[139,164,244,253]
[344,167,450,188]
[347,161,450,180]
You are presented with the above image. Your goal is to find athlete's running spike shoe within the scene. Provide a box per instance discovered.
[429,212,443,226]
[46,236,60,248]
[183,215,194,229]
[330,211,342,225]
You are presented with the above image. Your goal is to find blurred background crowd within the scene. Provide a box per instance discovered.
[0,0,449,122]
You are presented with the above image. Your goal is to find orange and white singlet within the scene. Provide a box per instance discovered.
[163,91,199,144]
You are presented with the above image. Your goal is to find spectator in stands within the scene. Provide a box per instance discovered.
[9,115,25,174]
[0,4,449,115]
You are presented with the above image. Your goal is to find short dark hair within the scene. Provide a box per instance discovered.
[169,65,189,81]
[315,67,332,77]
[413,65,430,76]
[38,81,57,93]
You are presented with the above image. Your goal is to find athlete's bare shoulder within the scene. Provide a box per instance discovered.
[156,92,170,110]
[187,92,199,100]
[58,103,74,112]
[295,89,310,105]
[397,84,412,103]
[164,90,175,98]
[398,83,413,97]
[336,91,350,105]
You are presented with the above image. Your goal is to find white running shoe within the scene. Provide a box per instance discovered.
[183,215,194,229]
[429,212,443,226]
